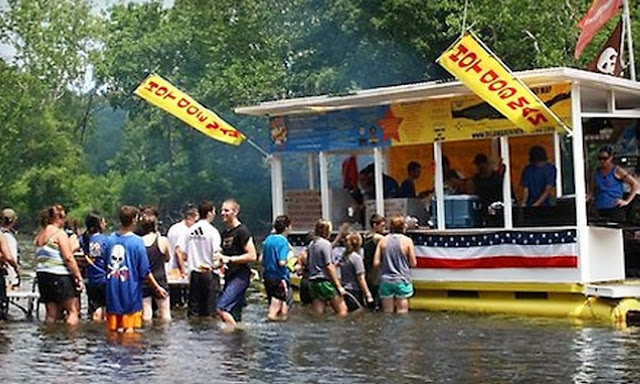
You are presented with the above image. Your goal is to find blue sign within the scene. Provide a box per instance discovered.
[268,106,390,153]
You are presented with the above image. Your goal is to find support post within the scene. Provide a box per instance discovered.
[570,82,590,282]
[553,132,564,198]
[319,151,331,221]
[623,0,636,81]
[500,136,513,229]
[270,154,284,219]
[433,142,446,230]
[373,148,384,216]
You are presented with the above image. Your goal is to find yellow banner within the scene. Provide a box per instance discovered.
[436,32,569,135]
[134,74,244,145]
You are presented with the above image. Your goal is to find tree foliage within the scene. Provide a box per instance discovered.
[1,0,639,234]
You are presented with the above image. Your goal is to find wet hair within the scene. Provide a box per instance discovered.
[138,213,158,236]
[389,215,406,234]
[119,205,140,227]
[314,219,332,239]
[369,213,385,227]
[273,215,291,234]
[407,161,421,174]
[40,204,66,227]
[181,203,198,219]
[529,145,548,163]
[198,200,215,219]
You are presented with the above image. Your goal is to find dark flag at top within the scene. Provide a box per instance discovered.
[586,19,624,77]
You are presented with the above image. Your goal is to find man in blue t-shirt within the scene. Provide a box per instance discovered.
[520,146,557,207]
[261,215,293,321]
[104,206,167,333]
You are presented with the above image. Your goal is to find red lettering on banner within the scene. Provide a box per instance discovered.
[488,80,507,91]
[163,92,176,100]
[480,70,498,83]
[527,113,548,125]
[205,121,238,137]
[448,44,469,62]
[522,107,539,118]
[507,97,529,110]
[177,98,190,108]
[498,87,516,99]
[144,81,159,92]
[196,112,207,123]
[155,86,169,96]
[186,106,199,115]
[221,128,239,137]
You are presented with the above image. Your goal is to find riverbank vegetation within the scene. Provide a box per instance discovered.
[0,0,636,234]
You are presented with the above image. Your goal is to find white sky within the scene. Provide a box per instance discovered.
[0,0,174,61]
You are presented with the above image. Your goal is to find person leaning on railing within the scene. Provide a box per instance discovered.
[588,145,640,223]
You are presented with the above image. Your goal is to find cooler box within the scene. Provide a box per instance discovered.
[431,195,483,228]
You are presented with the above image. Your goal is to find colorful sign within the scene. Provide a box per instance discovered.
[436,32,569,135]
[392,83,571,144]
[268,106,389,152]
[134,74,244,145]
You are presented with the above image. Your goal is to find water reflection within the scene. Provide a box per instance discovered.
[3,295,640,383]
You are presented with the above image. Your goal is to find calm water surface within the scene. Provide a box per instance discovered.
[2,286,640,384]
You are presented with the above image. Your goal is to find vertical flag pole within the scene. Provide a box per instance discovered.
[622,0,636,80]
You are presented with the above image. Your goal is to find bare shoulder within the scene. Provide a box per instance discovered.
[158,235,170,251]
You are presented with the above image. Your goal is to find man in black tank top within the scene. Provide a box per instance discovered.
[217,199,257,330]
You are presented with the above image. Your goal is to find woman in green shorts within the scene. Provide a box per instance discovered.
[373,215,417,313]
[306,219,347,316]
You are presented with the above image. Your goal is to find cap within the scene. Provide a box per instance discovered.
[1,208,17,224]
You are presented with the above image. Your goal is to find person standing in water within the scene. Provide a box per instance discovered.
[0,231,19,320]
[373,215,417,314]
[179,200,222,318]
[217,199,257,330]
[104,205,167,333]
[139,211,172,322]
[34,204,84,326]
[339,232,373,312]
[1,208,20,290]
[261,215,293,321]
[306,219,347,316]
[79,211,109,321]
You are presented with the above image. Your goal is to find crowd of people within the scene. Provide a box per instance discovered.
[0,197,420,333]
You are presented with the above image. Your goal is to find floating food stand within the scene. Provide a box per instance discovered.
[236,67,640,326]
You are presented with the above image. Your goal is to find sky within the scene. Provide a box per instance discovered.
[0,0,174,61]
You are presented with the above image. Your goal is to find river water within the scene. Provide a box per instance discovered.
[2,284,640,384]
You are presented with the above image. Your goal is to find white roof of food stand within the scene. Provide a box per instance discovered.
[235,67,640,117]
